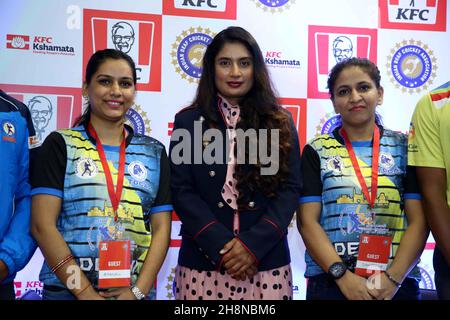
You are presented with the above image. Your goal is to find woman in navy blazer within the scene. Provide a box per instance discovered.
[169,26,302,300]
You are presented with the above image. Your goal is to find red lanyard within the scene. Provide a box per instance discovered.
[340,125,380,209]
[88,123,126,222]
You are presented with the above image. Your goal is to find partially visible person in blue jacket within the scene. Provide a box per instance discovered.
[0,90,39,300]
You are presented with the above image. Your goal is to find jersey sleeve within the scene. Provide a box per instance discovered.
[299,144,323,203]
[150,146,173,214]
[30,131,67,198]
[408,93,444,168]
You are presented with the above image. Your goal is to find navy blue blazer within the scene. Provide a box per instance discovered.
[169,104,302,271]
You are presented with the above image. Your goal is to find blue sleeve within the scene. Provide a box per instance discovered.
[0,121,37,281]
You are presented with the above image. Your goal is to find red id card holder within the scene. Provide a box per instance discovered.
[98,240,131,288]
[355,233,392,278]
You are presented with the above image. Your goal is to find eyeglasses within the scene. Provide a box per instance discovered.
[113,35,133,42]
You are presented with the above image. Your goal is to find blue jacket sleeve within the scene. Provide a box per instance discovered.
[236,117,302,264]
[0,123,37,282]
[169,112,235,267]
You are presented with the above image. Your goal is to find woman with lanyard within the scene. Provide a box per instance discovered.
[297,57,428,300]
[30,49,172,300]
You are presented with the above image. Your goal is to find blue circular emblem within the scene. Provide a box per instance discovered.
[391,45,432,88]
[126,108,145,135]
[177,33,213,79]
[418,266,434,290]
[259,0,290,6]
[321,115,342,135]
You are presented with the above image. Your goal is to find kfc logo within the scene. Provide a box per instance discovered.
[379,0,447,31]
[0,84,82,141]
[111,21,135,54]
[6,34,30,50]
[83,9,162,92]
[308,25,378,99]
[163,0,236,19]
[279,98,307,151]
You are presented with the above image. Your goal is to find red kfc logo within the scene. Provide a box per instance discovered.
[0,84,82,142]
[279,98,307,152]
[308,25,377,99]
[379,0,446,31]
[14,282,22,298]
[83,9,162,92]
[6,34,30,50]
[163,0,236,19]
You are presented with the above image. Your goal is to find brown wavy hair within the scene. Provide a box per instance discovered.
[190,26,292,208]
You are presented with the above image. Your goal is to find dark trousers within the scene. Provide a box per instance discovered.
[433,247,450,300]
[0,282,15,300]
[306,273,420,300]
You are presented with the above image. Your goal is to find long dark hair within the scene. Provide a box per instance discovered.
[192,26,292,205]
[73,48,137,127]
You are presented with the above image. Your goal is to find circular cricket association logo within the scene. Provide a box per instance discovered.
[75,157,98,179]
[125,104,151,136]
[171,27,215,84]
[251,0,296,13]
[164,267,177,300]
[316,113,342,137]
[387,40,437,94]
[418,265,435,290]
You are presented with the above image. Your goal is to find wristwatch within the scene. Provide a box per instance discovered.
[327,262,347,280]
[131,286,145,300]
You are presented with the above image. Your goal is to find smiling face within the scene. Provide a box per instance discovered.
[214,42,254,105]
[332,66,383,128]
[84,58,136,124]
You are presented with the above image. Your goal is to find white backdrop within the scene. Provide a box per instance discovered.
[1,0,448,299]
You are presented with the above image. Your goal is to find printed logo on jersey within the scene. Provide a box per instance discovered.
[6,34,30,50]
[75,158,99,179]
[83,9,162,92]
[308,26,378,99]
[125,104,151,136]
[326,156,344,174]
[163,0,237,19]
[3,122,15,136]
[1,84,82,142]
[251,0,296,13]
[171,27,215,84]
[2,120,16,143]
[407,121,418,153]
[387,40,437,94]
[280,98,307,151]
[339,205,375,235]
[379,152,402,174]
[379,0,447,31]
[128,161,148,182]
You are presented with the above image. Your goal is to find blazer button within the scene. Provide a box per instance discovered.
[248,201,255,208]
[218,202,224,208]
[209,170,216,177]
